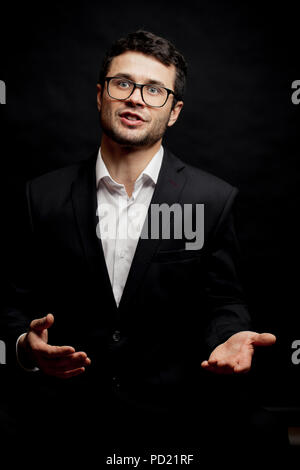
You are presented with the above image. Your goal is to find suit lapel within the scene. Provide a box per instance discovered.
[71,148,187,314]
[71,152,118,312]
[118,148,187,311]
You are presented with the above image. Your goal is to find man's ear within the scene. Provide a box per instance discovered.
[96,83,102,111]
[167,101,184,127]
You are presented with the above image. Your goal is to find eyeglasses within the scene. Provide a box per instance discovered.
[104,76,177,108]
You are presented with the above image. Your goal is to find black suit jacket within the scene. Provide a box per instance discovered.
[2,147,251,414]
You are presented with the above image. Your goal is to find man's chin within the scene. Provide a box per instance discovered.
[103,128,157,148]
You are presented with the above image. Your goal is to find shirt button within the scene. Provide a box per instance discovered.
[112,330,121,342]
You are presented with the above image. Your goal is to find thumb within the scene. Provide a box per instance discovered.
[30,313,54,332]
[252,332,276,347]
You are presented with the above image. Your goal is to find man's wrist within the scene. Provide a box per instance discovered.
[16,333,39,372]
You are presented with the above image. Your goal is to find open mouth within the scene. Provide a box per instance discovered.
[119,112,145,126]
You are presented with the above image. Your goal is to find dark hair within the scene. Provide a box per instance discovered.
[99,30,187,106]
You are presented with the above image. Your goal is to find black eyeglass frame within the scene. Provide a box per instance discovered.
[104,76,177,108]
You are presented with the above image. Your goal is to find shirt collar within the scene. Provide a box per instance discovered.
[95,145,164,190]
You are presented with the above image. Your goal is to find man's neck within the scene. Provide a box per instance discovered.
[100,135,162,197]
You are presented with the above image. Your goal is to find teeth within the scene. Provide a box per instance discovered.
[124,115,139,120]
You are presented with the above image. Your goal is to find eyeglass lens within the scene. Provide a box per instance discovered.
[108,78,168,107]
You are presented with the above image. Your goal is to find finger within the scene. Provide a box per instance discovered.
[201,357,235,373]
[201,357,231,368]
[207,357,219,366]
[214,359,237,373]
[252,333,276,347]
[202,363,234,375]
[53,367,86,379]
[41,353,91,371]
[37,344,76,358]
[233,363,251,373]
[30,314,54,332]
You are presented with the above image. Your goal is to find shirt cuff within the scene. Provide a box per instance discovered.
[16,333,39,372]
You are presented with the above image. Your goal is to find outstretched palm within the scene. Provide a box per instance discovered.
[201,331,276,374]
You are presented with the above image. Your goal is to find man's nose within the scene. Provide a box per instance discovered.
[126,86,145,106]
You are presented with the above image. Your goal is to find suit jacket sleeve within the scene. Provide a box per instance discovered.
[1,182,41,367]
[203,186,252,353]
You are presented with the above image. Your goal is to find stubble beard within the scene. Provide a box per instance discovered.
[99,107,171,148]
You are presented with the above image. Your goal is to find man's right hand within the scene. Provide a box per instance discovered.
[18,313,91,378]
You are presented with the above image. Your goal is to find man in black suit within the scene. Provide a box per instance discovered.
[1,30,286,463]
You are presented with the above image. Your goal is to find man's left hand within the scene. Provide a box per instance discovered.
[201,331,276,374]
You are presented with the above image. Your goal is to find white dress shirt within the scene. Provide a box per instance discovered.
[96,145,164,307]
[17,145,164,369]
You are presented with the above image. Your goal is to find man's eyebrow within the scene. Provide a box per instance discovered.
[113,73,166,87]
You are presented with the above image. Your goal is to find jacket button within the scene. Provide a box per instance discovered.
[112,376,120,388]
[112,330,121,342]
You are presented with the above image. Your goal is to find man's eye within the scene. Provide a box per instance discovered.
[117,80,130,88]
[147,86,160,95]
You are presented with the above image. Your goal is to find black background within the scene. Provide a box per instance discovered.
[1,1,299,407]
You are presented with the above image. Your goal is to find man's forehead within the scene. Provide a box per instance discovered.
[107,51,176,88]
